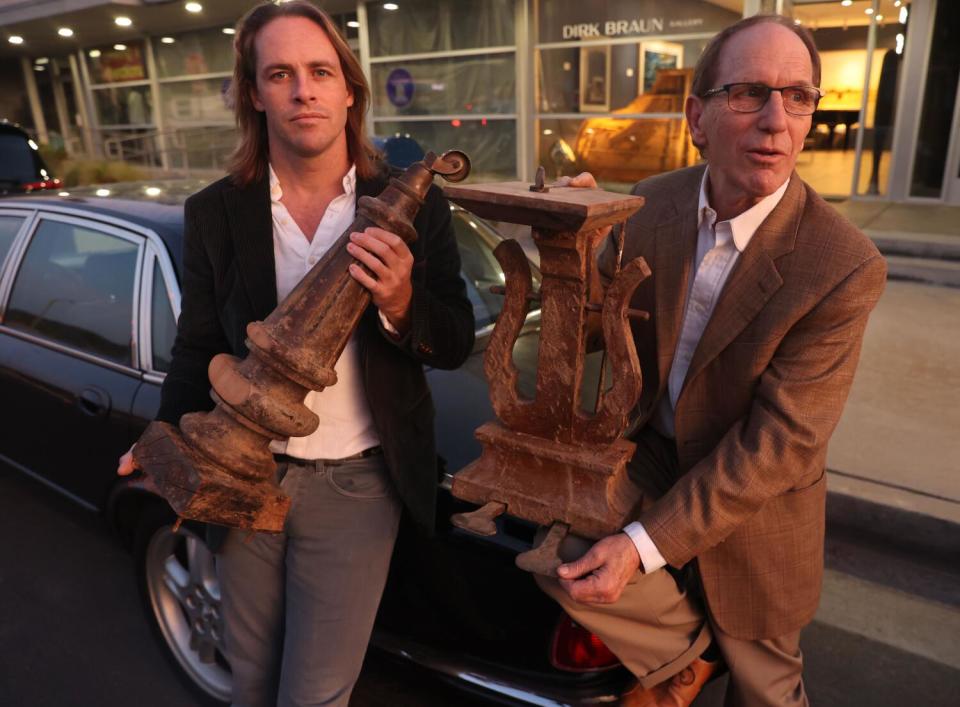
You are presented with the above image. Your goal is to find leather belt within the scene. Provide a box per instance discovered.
[274,446,383,468]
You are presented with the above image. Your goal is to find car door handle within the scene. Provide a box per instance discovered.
[77,387,111,417]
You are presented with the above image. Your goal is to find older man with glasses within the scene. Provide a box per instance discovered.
[536,15,886,707]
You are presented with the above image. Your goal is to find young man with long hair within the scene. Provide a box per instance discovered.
[119,2,474,705]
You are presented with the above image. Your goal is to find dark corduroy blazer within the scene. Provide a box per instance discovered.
[605,165,886,639]
[156,165,475,534]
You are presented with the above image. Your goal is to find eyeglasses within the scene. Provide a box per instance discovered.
[700,82,823,116]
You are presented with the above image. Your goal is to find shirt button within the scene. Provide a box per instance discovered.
[308,256,317,265]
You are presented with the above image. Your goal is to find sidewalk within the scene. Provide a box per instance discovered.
[824,199,960,554]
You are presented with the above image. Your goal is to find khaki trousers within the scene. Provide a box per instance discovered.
[535,426,809,706]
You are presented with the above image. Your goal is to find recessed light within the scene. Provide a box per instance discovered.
[222,27,235,35]
[145,186,162,197]
[865,7,874,14]
[114,43,127,51]
[115,17,132,28]
[58,28,74,38]
[875,14,884,21]
[8,36,24,45]
[34,65,45,71]
[95,188,111,197]
[161,37,175,44]
[347,20,360,28]
[841,0,852,6]
[36,57,49,64]
[383,3,399,10]
[88,49,101,58]
[185,2,203,13]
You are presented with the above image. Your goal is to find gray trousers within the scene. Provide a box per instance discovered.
[218,456,402,707]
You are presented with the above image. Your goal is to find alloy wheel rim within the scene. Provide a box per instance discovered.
[145,523,232,701]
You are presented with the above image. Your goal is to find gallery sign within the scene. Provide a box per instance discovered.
[540,0,740,43]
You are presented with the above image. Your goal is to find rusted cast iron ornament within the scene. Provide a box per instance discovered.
[443,167,649,575]
[133,150,471,532]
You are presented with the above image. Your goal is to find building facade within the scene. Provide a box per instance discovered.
[1,0,957,204]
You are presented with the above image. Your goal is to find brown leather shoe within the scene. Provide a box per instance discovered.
[621,657,720,707]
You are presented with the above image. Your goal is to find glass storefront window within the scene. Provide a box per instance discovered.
[93,85,153,127]
[87,42,148,83]
[538,40,706,114]
[538,0,742,44]
[538,116,694,191]
[159,79,233,127]
[911,0,959,198]
[366,0,514,56]
[374,119,515,180]
[154,27,235,78]
[371,54,516,117]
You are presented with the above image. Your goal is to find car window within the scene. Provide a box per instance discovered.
[0,215,26,267]
[451,211,515,329]
[5,219,139,365]
[0,133,41,184]
[151,259,177,373]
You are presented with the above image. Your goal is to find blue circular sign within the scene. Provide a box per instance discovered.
[386,68,414,108]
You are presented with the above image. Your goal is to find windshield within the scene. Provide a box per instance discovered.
[451,208,540,330]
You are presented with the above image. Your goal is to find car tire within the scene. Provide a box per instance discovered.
[134,503,232,705]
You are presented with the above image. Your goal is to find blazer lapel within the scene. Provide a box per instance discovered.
[683,174,806,388]
[654,176,700,391]
[222,174,277,320]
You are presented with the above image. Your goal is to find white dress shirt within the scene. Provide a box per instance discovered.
[266,164,381,460]
[623,169,790,572]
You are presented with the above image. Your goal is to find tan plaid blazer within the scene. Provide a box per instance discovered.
[610,165,887,640]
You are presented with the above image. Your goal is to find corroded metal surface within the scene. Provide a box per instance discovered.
[444,176,648,575]
[134,150,471,531]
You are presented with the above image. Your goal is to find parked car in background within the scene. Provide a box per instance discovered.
[0,121,61,195]
[0,181,632,705]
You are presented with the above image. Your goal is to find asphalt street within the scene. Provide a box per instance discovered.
[1,458,958,707]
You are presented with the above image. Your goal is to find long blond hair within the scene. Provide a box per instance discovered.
[227,0,379,187]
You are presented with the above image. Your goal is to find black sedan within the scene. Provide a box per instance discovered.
[0,181,631,705]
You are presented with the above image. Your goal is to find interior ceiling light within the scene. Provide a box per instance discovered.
[115,17,132,28]
[383,3,399,10]
[222,27,235,35]
[114,43,127,51]
[36,56,49,64]
[185,2,203,13]
[57,28,74,37]
[8,35,24,45]
[900,7,908,23]
[88,49,101,58]
[34,65,45,71]
[865,8,873,14]
[347,20,360,28]
[875,14,884,21]
[161,37,175,44]
[841,0,852,6]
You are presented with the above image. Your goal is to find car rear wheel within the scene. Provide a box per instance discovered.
[135,504,232,705]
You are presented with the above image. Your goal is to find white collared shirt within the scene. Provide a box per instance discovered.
[267,164,381,460]
[624,169,790,572]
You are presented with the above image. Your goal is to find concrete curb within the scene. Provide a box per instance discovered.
[826,489,960,561]
[869,231,960,262]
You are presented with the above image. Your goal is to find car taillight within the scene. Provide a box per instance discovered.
[550,614,621,672]
[23,178,62,192]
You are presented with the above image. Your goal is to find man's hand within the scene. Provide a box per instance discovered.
[347,227,414,334]
[555,172,611,246]
[117,444,140,476]
[556,532,641,604]
[554,172,599,189]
